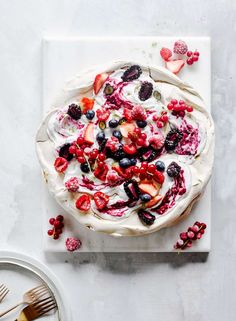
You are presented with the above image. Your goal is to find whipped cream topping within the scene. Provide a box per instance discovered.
[36,61,214,236]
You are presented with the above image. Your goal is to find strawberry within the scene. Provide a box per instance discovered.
[145,195,163,208]
[123,144,137,155]
[94,192,109,210]
[138,181,159,197]
[83,123,94,145]
[80,97,95,114]
[112,165,127,178]
[96,108,110,121]
[160,47,172,61]
[76,194,91,211]
[123,108,133,122]
[93,73,109,95]
[54,157,68,173]
[131,105,147,121]
[165,60,185,75]
[120,122,136,138]
[94,163,109,181]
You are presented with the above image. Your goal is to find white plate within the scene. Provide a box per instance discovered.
[0,251,71,321]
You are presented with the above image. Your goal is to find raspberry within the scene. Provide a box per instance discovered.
[173,40,188,55]
[160,47,172,61]
[66,237,82,252]
[54,157,68,173]
[149,134,164,150]
[107,170,122,186]
[65,177,79,192]
[131,105,147,121]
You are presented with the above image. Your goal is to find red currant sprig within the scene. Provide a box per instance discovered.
[152,111,169,128]
[167,99,193,114]
[186,50,200,65]
[48,215,64,240]
[174,221,207,250]
[132,163,165,184]
[128,128,148,147]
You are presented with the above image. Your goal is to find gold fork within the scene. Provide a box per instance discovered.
[14,296,57,321]
[0,284,48,317]
[0,284,9,303]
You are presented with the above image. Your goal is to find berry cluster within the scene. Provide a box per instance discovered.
[133,162,165,184]
[128,127,148,147]
[174,221,207,250]
[186,51,200,65]
[47,215,64,240]
[167,99,193,117]
[152,111,169,128]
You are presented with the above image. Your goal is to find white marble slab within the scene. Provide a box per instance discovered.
[42,37,211,252]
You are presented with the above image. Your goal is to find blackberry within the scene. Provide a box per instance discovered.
[104,84,114,95]
[138,147,159,163]
[80,162,90,173]
[167,162,181,178]
[138,209,156,226]
[123,179,140,201]
[121,65,142,82]
[59,143,73,161]
[67,104,82,120]
[164,128,183,152]
[138,82,153,101]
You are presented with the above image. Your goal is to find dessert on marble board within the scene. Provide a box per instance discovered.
[36,60,214,237]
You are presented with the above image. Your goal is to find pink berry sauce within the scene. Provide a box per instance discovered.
[153,169,186,215]
[175,120,199,156]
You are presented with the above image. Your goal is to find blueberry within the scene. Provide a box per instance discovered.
[96,131,105,143]
[85,110,95,120]
[155,160,165,172]
[109,119,119,128]
[140,194,152,203]
[113,130,122,141]
[130,158,137,166]
[80,162,90,173]
[136,120,147,128]
[119,158,131,168]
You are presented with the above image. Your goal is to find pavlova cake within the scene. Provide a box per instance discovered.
[36,61,214,236]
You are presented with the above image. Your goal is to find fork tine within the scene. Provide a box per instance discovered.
[0,286,9,301]
[37,303,57,317]
[32,287,49,297]
[29,284,46,294]
[33,296,54,308]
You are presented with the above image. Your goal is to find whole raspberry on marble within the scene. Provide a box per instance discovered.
[173,40,188,55]
[131,105,147,121]
[65,177,79,192]
[160,47,172,61]
[66,237,82,252]
[149,134,164,150]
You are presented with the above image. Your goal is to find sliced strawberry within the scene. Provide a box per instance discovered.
[123,144,137,155]
[80,97,95,114]
[93,73,109,95]
[96,108,110,121]
[145,195,163,208]
[94,192,109,209]
[76,194,91,212]
[138,181,159,197]
[83,123,94,145]
[54,157,68,173]
[94,163,109,181]
[165,59,185,75]
[123,108,133,122]
[112,165,127,178]
[120,122,136,138]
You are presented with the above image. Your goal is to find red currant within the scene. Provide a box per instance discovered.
[49,218,55,225]
[134,128,141,136]
[186,106,193,112]
[187,58,193,65]
[133,166,140,175]
[77,137,85,145]
[47,229,54,236]
[141,162,148,169]
[54,220,61,228]
[140,133,147,140]
[194,51,200,57]
[148,164,156,173]
[152,114,159,121]
[69,145,76,154]
[76,149,84,157]
[56,215,64,222]
[167,103,173,110]
[193,56,198,62]
[77,157,86,163]
[53,234,60,240]
[161,115,168,122]
[171,99,178,105]
[157,121,164,128]
[137,138,146,146]
[187,51,192,57]
[98,153,106,161]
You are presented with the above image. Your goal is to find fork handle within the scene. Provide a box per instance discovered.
[0,302,23,318]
